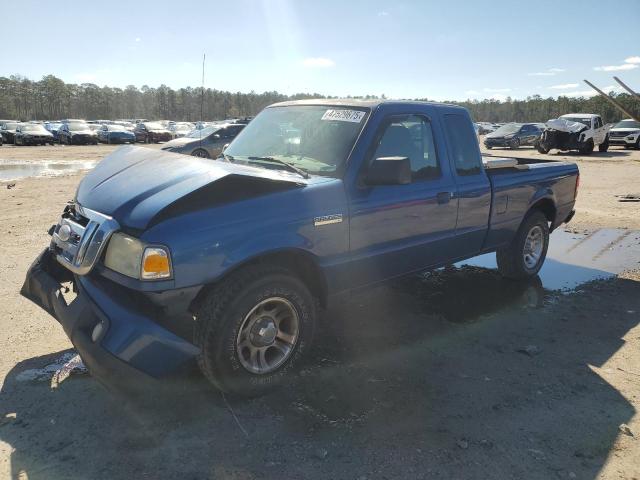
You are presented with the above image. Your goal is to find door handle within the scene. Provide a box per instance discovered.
[437,191,452,204]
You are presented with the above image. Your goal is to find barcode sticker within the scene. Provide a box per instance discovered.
[321,109,366,123]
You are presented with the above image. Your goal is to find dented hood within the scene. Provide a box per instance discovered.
[76,146,306,231]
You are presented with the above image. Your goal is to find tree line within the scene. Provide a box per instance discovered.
[0,74,638,123]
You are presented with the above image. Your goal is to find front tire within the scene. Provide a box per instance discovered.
[497,211,549,279]
[598,136,609,152]
[195,265,317,397]
[509,138,520,150]
[192,148,210,158]
[578,139,594,155]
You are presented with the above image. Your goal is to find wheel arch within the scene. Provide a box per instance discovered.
[527,196,557,229]
[190,248,329,312]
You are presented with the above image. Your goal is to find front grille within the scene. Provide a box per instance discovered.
[609,131,628,137]
[51,204,119,275]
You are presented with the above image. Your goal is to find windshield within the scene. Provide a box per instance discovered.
[493,123,521,135]
[224,105,369,176]
[4,122,18,130]
[613,120,640,129]
[144,122,163,130]
[68,122,89,131]
[186,126,218,138]
[22,125,48,132]
[563,117,592,128]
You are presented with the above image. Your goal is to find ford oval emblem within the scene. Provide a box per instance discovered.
[58,224,72,242]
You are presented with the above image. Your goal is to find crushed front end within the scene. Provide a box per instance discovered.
[20,203,200,388]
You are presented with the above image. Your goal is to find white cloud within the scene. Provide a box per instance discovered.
[528,67,566,76]
[483,87,511,93]
[377,10,389,16]
[135,37,141,42]
[624,56,640,64]
[465,90,479,95]
[594,63,639,72]
[301,57,335,68]
[549,83,579,90]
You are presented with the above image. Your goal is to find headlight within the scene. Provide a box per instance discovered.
[104,232,172,280]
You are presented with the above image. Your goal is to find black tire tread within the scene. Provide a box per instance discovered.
[194,264,316,394]
[497,210,549,279]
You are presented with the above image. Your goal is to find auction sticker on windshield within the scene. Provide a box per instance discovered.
[321,109,366,123]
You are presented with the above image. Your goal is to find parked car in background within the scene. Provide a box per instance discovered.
[45,122,64,142]
[58,122,99,145]
[537,113,610,154]
[484,123,543,149]
[608,119,640,149]
[168,122,193,139]
[134,122,172,143]
[0,121,20,143]
[161,123,245,157]
[88,124,103,134]
[14,123,55,145]
[97,124,137,144]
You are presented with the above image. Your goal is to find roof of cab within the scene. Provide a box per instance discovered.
[269,98,464,110]
[560,113,601,118]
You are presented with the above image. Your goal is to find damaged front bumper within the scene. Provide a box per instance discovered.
[21,248,199,387]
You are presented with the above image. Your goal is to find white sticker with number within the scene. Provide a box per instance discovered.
[321,109,366,123]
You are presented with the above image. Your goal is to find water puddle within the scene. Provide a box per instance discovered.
[0,161,97,181]
[460,228,640,291]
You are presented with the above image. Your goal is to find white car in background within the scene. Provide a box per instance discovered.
[608,119,640,149]
[537,113,610,154]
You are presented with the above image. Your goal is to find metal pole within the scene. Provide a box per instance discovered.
[613,76,640,102]
[583,79,640,122]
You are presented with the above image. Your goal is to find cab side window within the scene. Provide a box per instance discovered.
[371,115,440,181]
[443,114,482,176]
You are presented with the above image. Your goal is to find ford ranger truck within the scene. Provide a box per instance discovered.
[21,100,579,396]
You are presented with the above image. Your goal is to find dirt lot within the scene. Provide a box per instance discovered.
[1,143,639,479]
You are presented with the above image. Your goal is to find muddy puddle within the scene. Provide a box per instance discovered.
[460,228,640,291]
[0,161,97,181]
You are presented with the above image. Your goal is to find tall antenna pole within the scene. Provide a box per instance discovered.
[583,79,640,122]
[200,53,206,122]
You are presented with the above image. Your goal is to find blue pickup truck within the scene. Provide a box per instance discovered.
[22,100,579,396]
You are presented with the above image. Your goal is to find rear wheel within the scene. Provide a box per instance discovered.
[536,143,550,154]
[192,148,210,158]
[195,265,317,396]
[497,211,549,279]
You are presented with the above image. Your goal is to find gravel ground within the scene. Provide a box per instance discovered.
[0,142,639,479]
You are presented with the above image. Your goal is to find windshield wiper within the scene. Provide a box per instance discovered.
[246,156,309,179]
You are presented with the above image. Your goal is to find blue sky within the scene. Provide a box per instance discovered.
[2,0,639,101]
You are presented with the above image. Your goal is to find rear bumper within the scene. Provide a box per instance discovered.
[21,249,199,387]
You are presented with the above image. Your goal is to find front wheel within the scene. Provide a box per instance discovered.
[598,136,609,152]
[509,138,520,150]
[191,148,210,158]
[497,211,549,279]
[195,265,317,396]
[578,139,594,155]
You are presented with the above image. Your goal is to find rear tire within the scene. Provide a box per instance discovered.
[195,265,317,397]
[497,210,549,280]
[536,144,550,154]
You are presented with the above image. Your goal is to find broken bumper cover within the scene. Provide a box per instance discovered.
[20,249,199,385]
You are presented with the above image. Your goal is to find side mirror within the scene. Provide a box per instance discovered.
[222,143,230,152]
[365,156,411,185]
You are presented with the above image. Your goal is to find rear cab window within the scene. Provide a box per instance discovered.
[443,113,482,176]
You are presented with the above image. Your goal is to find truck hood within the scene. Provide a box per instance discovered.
[75,146,309,231]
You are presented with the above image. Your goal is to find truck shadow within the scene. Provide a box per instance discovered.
[1,267,638,479]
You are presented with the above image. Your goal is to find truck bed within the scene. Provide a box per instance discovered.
[481,154,579,250]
